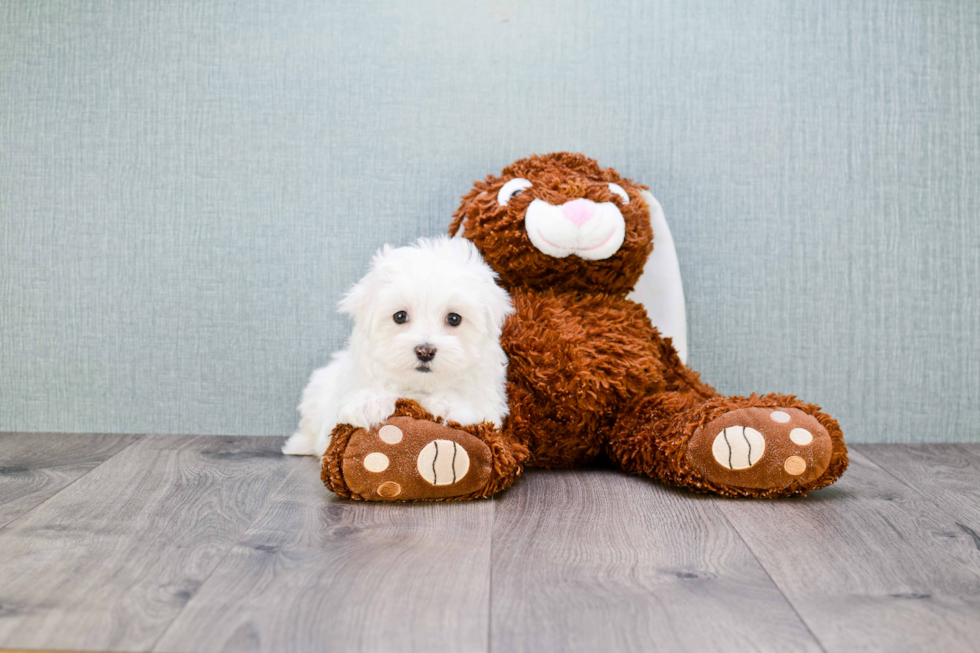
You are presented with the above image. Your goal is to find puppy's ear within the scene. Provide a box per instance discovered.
[337,276,370,321]
[337,244,392,322]
[482,279,515,335]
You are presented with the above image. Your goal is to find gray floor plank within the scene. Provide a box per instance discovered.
[489,467,822,653]
[0,435,297,652]
[0,432,141,528]
[717,449,980,653]
[858,444,980,531]
[154,457,494,653]
[4,437,979,653]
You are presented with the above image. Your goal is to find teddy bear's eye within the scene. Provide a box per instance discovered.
[608,183,630,204]
[498,178,533,206]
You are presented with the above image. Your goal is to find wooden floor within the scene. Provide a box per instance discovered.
[1,434,979,653]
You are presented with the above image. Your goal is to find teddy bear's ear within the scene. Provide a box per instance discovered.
[627,191,688,364]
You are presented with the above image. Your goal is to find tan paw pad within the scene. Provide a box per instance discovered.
[688,407,833,491]
[379,425,403,444]
[339,417,493,501]
[711,426,765,470]
[789,428,813,445]
[363,452,389,472]
[417,439,470,486]
[377,481,402,498]
[784,456,807,476]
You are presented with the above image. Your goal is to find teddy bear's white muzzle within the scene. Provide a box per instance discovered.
[524,198,625,260]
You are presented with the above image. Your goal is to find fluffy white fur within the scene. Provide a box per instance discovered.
[282,236,514,458]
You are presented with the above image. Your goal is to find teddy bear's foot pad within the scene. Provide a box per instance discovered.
[340,416,493,501]
[688,407,832,491]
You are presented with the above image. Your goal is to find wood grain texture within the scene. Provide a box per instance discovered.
[0,432,141,528]
[489,467,821,653]
[858,444,980,531]
[154,457,494,653]
[0,435,297,652]
[719,449,980,653]
[3,437,980,653]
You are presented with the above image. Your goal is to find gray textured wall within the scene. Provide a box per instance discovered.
[1,1,977,443]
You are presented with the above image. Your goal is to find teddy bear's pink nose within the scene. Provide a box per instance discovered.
[561,198,597,227]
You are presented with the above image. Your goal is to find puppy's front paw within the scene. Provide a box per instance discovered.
[338,391,398,429]
[420,399,483,426]
[443,405,485,426]
[421,398,452,422]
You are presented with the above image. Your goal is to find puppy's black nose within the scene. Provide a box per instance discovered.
[415,344,437,362]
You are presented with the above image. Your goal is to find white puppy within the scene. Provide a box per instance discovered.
[282,236,513,458]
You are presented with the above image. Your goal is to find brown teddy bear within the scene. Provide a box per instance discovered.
[322,152,848,500]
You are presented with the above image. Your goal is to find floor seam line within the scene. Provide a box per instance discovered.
[714,502,830,653]
[488,495,495,653]
[853,445,980,529]
[0,433,147,532]
[146,453,303,653]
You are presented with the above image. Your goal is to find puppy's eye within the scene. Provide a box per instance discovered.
[608,183,630,204]
[446,313,462,327]
[393,311,408,324]
[497,178,532,206]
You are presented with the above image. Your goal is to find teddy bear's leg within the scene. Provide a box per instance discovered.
[321,400,528,502]
[607,389,848,498]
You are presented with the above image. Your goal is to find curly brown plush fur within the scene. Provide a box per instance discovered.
[450,152,846,498]
[608,392,847,498]
[326,152,848,500]
[450,153,653,295]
